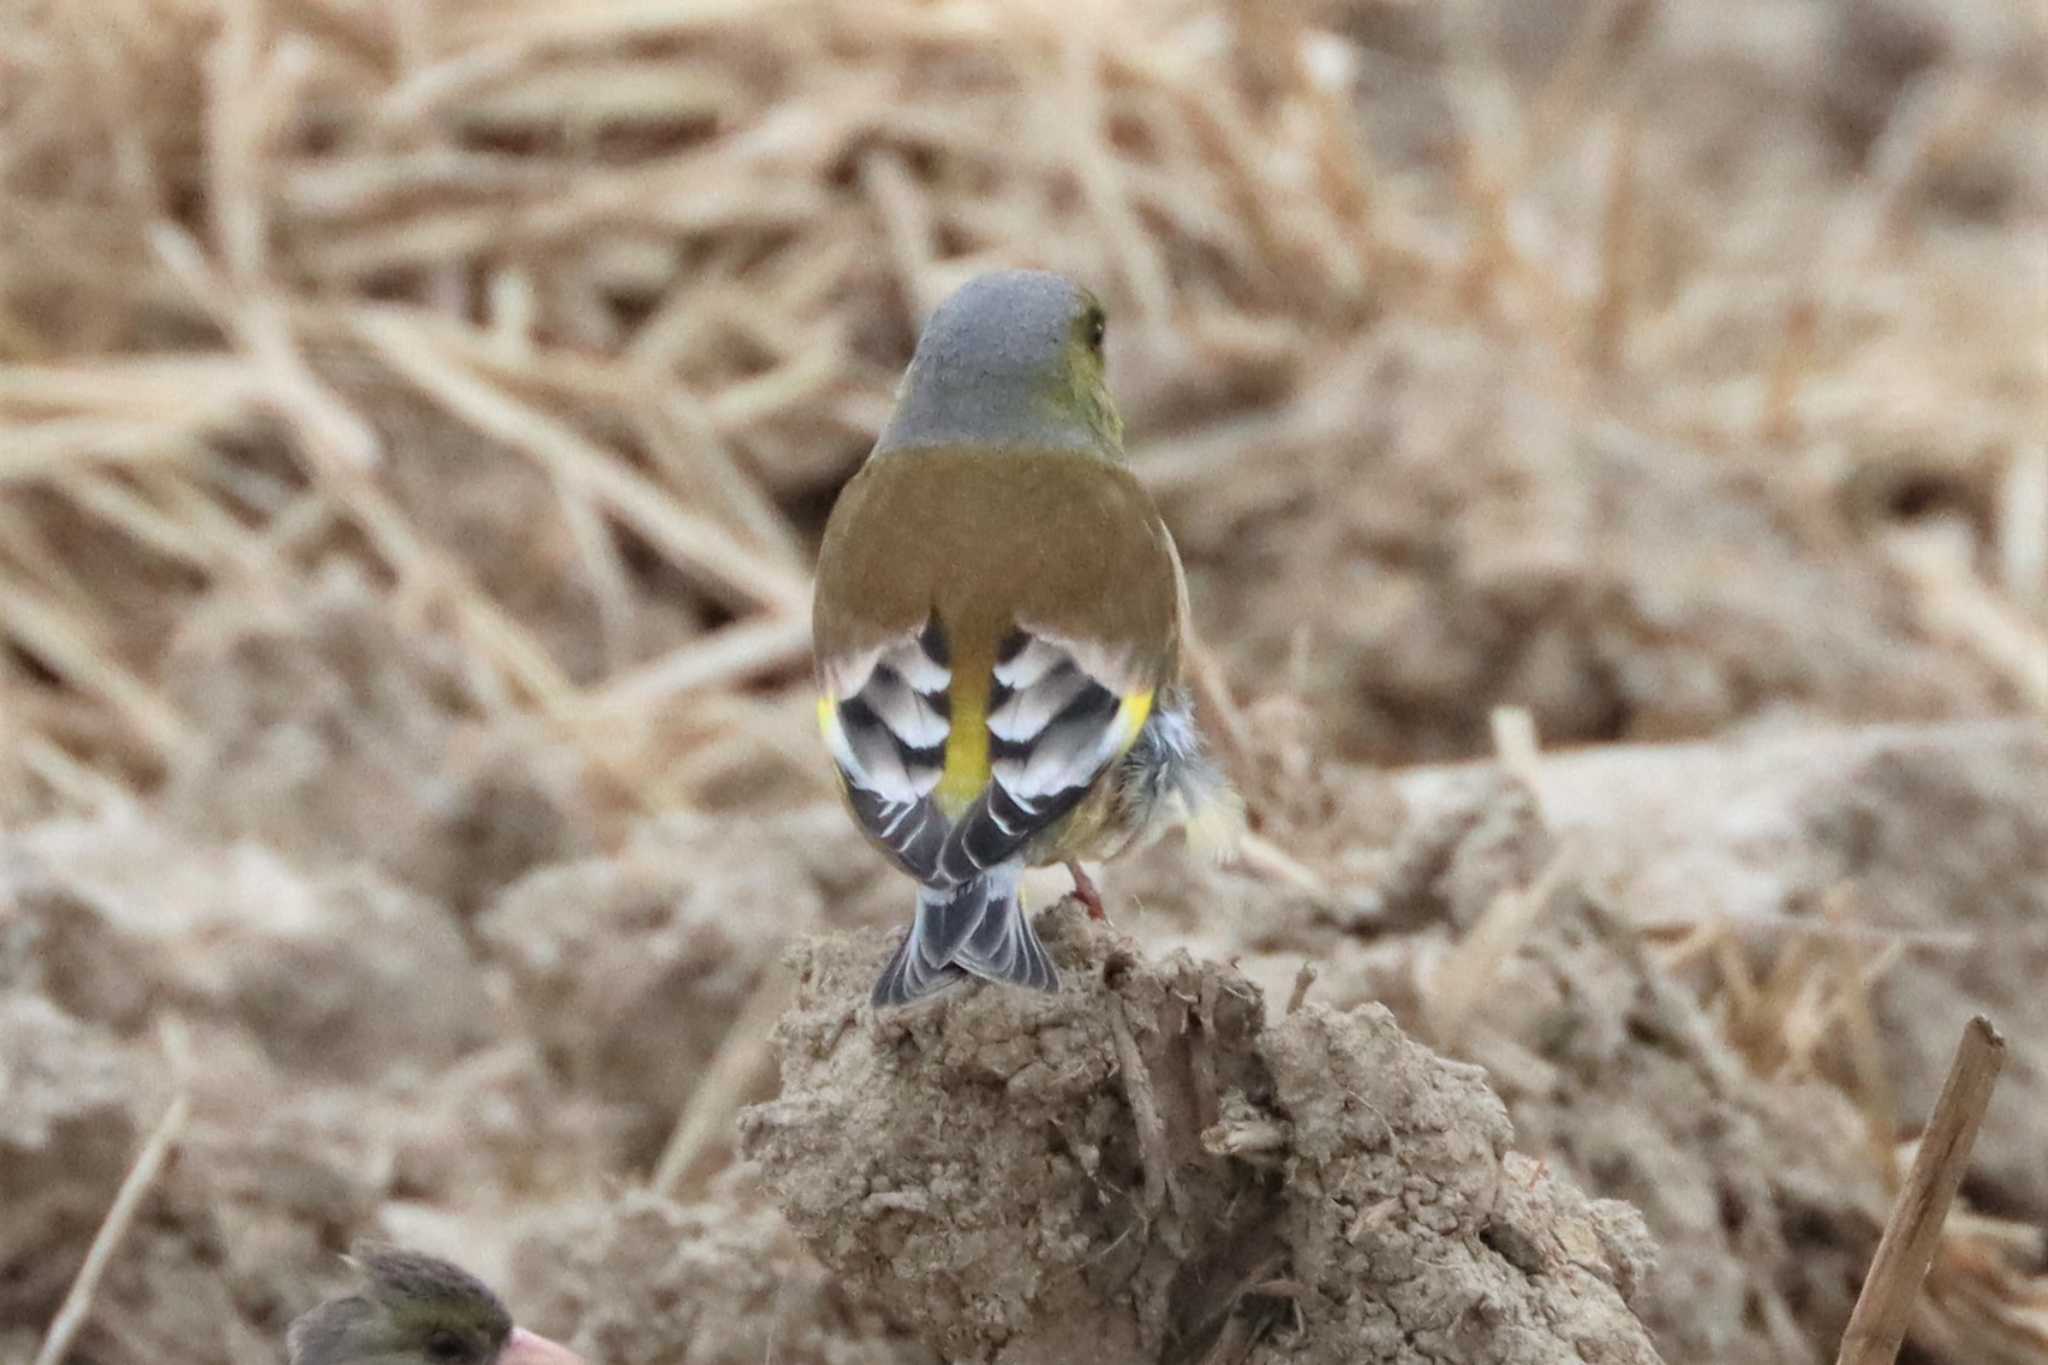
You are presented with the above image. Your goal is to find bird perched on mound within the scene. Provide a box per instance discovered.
[814,269,1237,1008]
[287,1243,584,1365]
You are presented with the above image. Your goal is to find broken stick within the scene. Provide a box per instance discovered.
[1834,1014,2006,1365]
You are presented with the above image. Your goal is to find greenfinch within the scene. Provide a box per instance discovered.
[813,269,1236,1008]
[287,1244,584,1365]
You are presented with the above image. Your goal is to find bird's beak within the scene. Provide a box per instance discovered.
[498,1327,586,1365]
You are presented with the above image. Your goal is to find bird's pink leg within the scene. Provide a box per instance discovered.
[1067,860,1108,921]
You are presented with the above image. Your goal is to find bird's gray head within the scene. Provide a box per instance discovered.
[874,270,1124,459]
[287,1245,586,1365]
[287,1245,513,1365]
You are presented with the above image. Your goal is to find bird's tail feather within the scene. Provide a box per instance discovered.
[870,865,1059,1008]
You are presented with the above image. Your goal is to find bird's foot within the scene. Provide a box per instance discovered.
[1067,860,1109,921]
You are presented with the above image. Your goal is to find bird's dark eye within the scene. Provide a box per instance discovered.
[424,1330,468,1362]
[1083,307,1106,352]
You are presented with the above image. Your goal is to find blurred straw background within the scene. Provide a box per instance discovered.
[4,0,2043,821]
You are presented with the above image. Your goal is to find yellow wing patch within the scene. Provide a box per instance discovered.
[1117,690,1155,754]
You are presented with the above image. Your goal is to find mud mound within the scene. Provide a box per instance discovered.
[1209,756,1967,1365]
[7,716,2041,1365]
[741,909,1661,1364]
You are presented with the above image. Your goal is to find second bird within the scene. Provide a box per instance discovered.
[813,269,1236,1008]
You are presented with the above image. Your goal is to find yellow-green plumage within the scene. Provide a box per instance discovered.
[814,446,1182,818]
[811,270,1232,1007]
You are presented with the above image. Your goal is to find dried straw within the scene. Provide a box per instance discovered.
[0,0,1413,808]
[32,1018,195,1365]
[1837,1016,2005,1365]
[6,0,2045,811]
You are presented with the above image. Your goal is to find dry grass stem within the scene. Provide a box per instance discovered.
[32,1024,194,1365]
[1427,842,1576,1052]
[2000,446,2048,604]
[0,581,189,761]
[1233,831,1331,899]
[1110,995,1178,1217]
[1487,705,1543,800]
[589,613,812,714]
[350,310,809,616]
[1886,530,2048,712]
[1837,1015,2007,1365]
[652,971,796,1197]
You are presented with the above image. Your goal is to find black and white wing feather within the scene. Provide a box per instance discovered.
[818,620,952,882]
[934,628,1152,884]
[822,620,1154,887]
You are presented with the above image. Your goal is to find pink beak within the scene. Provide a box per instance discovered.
[498,1328,586,1365]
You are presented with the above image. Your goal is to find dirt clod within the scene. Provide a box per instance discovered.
[1461,885,1883,1365]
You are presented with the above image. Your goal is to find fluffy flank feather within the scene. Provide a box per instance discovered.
[1178,778,1245,864]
